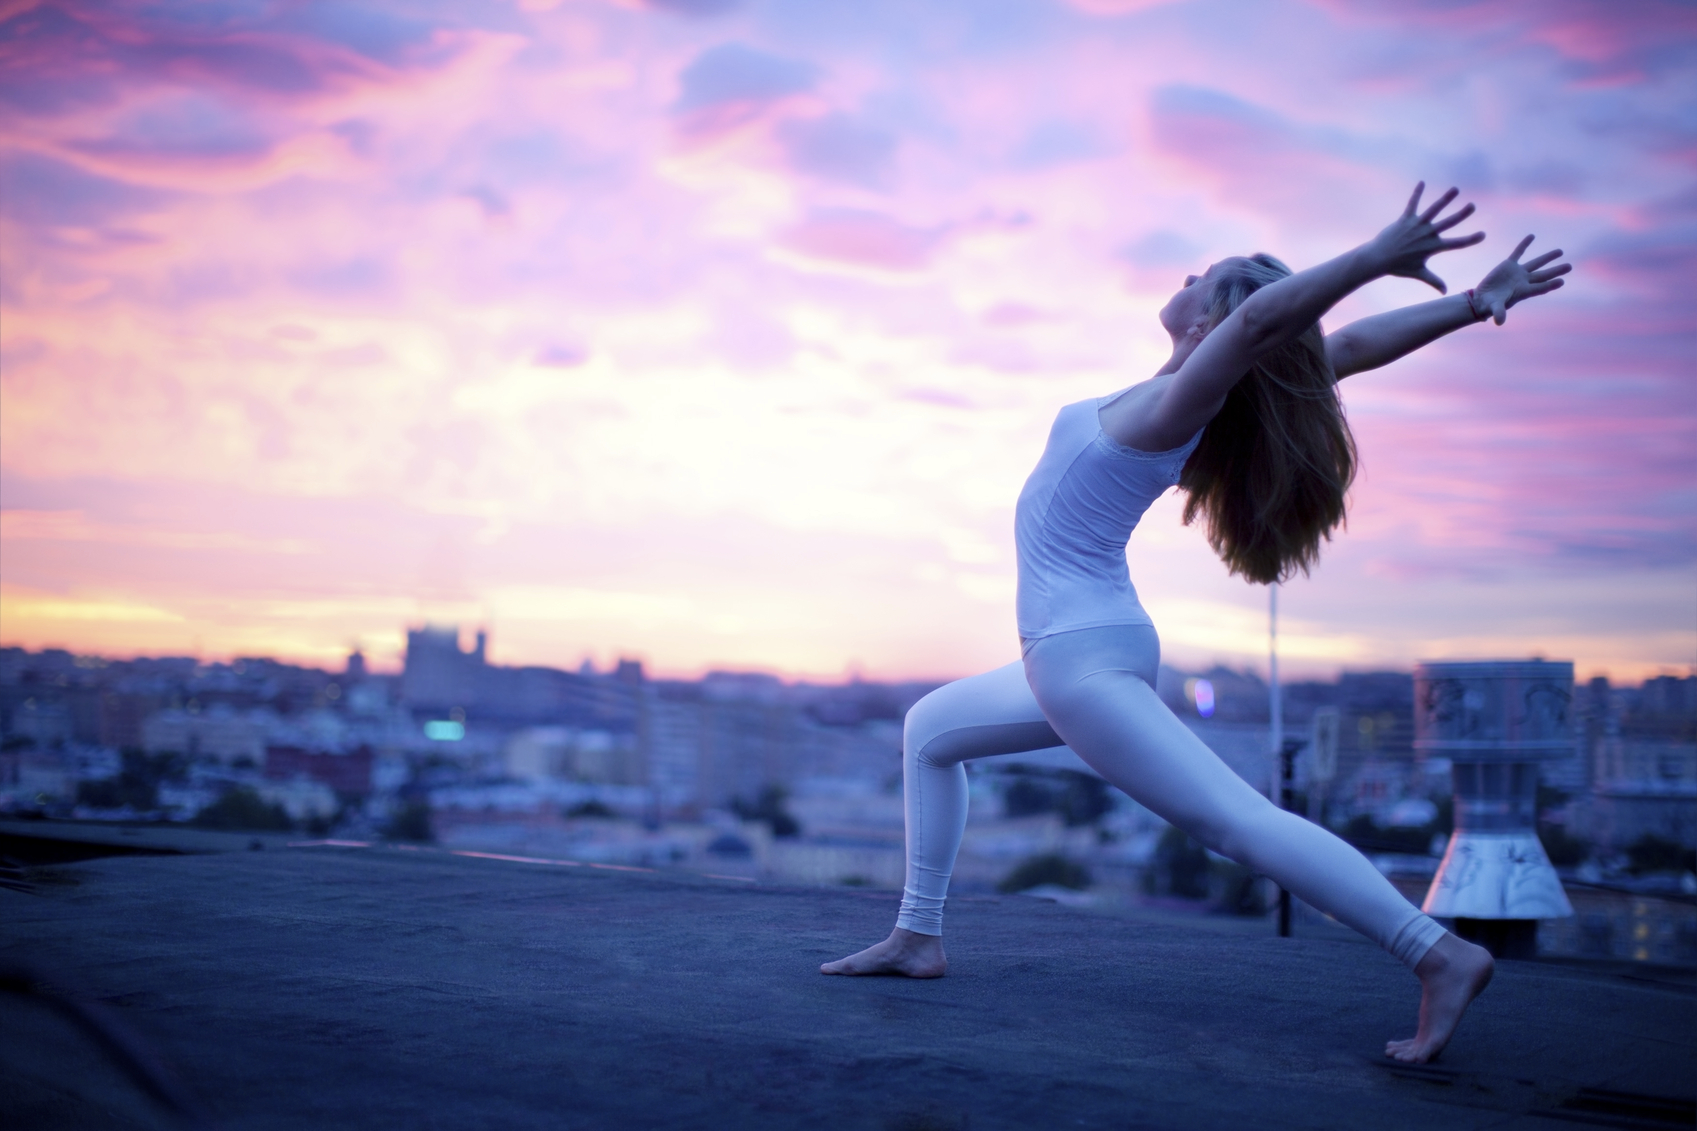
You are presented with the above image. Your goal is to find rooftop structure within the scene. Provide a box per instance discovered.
[2,821,1691,1130]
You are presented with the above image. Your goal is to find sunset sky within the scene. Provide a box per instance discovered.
[1,0,1693,684]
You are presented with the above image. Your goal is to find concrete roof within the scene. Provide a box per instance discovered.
[1,826,1692,1130]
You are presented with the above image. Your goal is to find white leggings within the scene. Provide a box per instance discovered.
[894,625,1445,970]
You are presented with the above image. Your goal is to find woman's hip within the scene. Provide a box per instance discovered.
[1021,623,1162,706]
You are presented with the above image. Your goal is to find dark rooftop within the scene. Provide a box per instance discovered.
[2,820,1693,1131]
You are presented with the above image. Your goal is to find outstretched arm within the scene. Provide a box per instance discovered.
[1109,184,1483,451]
[1326,236,1570,379]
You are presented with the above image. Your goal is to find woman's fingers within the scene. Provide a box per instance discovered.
[1415,266,1447,293]
[1437,230,1486,251]
[1510,234,1536,261]
[1404,181,1427,217]
[1504,277,1566,311]
[1418,186,1460,224]
[1492,294,1509,325]
[1431,201,1477,233]
[1527,263,1572,284]
[1525,248,1564,270]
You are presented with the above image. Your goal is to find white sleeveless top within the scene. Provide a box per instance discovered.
[1014,395,1202,643]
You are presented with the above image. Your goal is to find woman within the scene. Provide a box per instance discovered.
[822,185,1571,1066]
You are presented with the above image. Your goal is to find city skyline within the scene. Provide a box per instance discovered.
[2,0,1693,684]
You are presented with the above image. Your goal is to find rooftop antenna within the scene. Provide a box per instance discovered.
[1270,581,1294,939]
[1269,582,1282,793]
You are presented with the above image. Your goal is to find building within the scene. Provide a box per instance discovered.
[400,625,637,731]
[264,745,376,796]
[0,747,72,806]
[503,726,642,786]
[640,685,901,813]
[1582,676,1697,850]
[141,705,279,764]
[399,626,488,714]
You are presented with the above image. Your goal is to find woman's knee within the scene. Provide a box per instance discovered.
[902,687,956,759]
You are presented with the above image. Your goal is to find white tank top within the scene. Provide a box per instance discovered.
[1015,395,1202,643]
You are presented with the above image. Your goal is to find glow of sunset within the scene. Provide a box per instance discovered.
[2,0,1693,683]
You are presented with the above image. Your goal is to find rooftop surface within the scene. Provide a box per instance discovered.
[2,821,1693,1131]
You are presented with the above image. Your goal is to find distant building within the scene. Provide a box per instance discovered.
[400,625,487,713]
[265,745,376,796]
[640,686,900,813]
[1581,676,1697,849]
[9,698,70,745]
[142,706,278,764]
[504,726,641,786]
[400,625,637,731]
[0,748,72,806]
[97,692,167,750]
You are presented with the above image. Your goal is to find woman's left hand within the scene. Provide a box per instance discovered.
[1472,236,1571,324]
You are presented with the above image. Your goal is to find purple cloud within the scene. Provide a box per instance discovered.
[777,113,897,189]
[1120,230,1205,269]
[674,43,815,111]
[670,41,819,144]
[644,0,742,17]
[0,151,170,226]
[1306,0,1697,82]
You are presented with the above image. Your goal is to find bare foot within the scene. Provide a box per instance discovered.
[821,927,947,978]
[1385,933,1494,1063]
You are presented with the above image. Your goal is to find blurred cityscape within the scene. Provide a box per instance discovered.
[3,627,1693,963]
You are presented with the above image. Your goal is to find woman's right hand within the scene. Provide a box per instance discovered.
[1364,183,1486,294]
[1470,235,1571,324]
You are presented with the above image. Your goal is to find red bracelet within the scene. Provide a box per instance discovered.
[1465,288,1487,322]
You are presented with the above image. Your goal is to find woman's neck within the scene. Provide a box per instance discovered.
[1155,337,1197,376]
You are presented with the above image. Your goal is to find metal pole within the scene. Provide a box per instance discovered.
[1269,583,1282,796]
[1278,740,1294,937]
[1270,583,1292,938]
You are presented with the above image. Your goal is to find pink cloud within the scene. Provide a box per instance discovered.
[1062,0,1188,14]
[775,208,947,273]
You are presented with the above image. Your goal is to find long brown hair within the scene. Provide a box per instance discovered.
[1178,254,1357,585]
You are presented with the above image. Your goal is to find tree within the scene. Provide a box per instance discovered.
[193,787,293,832]
[75,750,187,812]
[998,853,1090,893]
[1057,772,1113,827]
[1147,827,1211,899]
[731,784,801,839]
[1002,777,1054,818]
[383,799,434,843]
[1627,834,1696,876]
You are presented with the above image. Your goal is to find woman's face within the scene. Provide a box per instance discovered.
[1158,263,1217,341]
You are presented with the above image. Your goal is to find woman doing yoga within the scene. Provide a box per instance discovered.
[822,185,1572,1065]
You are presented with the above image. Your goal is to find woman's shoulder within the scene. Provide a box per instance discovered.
[1097,373,1201,452]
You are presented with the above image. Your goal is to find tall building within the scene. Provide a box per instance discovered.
[399,625,637,732]
[400,626,486,715]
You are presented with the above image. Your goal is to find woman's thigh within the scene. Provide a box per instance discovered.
[1024,631,1274,850]
[905,661,1063,768]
